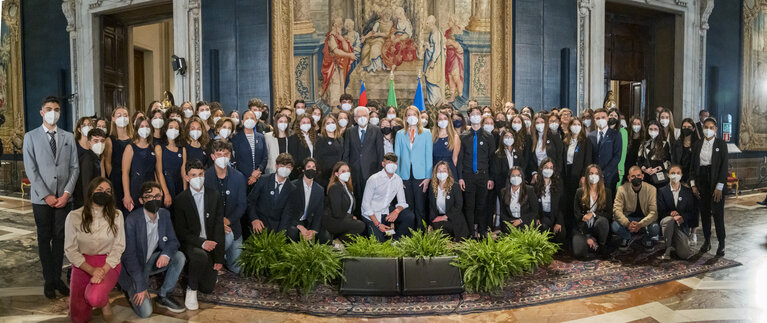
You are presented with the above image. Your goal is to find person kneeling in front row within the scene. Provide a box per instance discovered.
[281,158,331,242]
[361,153,416,241]
[119,182,186,317]
[612,166,660,251]
[657,165,696,260]
[572,165,613,259]
[499,166,538,233]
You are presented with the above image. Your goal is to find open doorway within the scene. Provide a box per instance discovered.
[604,2,676,121]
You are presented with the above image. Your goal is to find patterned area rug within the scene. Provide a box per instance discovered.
[154,248,740,317]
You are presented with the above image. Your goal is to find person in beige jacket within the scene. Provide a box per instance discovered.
[611,166,660,251]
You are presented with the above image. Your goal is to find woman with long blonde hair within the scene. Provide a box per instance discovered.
[428,161,469,240]
[104,106,134,214]
[431,108,461,177]
[395,105,433,229]
[315,115,344,187]
[572,164,612,259]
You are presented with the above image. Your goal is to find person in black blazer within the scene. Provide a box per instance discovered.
[695,110,709,139]
[490,130,529,232]
[315,115,344,188]
[690,117,728,256]
[171,160,224,309]
[562,119,592,241]
[322,161,366,240]
[638,120,672,189]
[588,108,623,190]
[658,165,696,260]
[533,158,565,243]
[248,153,297,232]
[499,167,539,233]
[288,114,317,180]
[74,128,107,209]
[572,164,613,259]
[529,113,564,179]
[428,161,469,241]
[119,182,185,317]
[230,110,268,190]
[342,106,384,216]
[280,158,330,242]
[671,118,699,184]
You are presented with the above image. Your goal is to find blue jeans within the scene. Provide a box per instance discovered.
[611,216,660,243]
[128,250,186,318]
[224,232,242,274]
[361,205,415,241]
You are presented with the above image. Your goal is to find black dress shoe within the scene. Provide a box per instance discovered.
[716,247,725,257]
[44,282,56,299]
[55,280,70,296]
[699,240,711,253]
[757,199,767,206]
[156,295,186,313]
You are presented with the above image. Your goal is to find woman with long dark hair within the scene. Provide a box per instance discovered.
[288,114,317,179]
[533,158,565,243]
[672,118,700,184]
[65,177,125,322]
[315,115,344,188]
[499,166,538,233]
[322,162,366,240]
[121,117,157,212]
[562,118,592,242]
[624,116,645,183]
[572,165,612,259]
[638,120,672,189]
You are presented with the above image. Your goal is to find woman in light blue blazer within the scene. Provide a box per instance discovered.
[395,105,434,229]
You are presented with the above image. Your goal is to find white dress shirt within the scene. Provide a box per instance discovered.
[535,136,548,166]
[300,180,312,221]
[436,187,447,214]
[358,125,368,141]
[567,139,578,165]
[361,170,409,222]
[192,187,207,239]
[541,183,551,213]
[144,210,160,262]
[303,132,314,157]
[671,184,681,208]
[384,137,394,154]
[504,148,515,168]
[343,184,355,214]
[587,195,597,228]
[700,137,715,166]
[246,132,256,165]
[508,187,521,218]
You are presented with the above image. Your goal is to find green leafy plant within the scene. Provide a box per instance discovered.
[502,223,560,271]
[270,239,343,294]
[237,229,288,277]
[396,225,454,260]
[451,235,531,292]
[344,234,403,258]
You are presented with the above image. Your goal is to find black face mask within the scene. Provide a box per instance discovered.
[144,199,163,213]
[392,125,403,133]
[92,192,112,206]
[681,128,693,137]
[381,127,393,135]
[453,120,463,129]
[631,177,643,187]
[260,109,269,121]
[608,118,618,126]
[495,120,506,129]
[304,169,316,180]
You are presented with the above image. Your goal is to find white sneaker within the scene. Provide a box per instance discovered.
[689,233,698,247]
[185,288,198,310]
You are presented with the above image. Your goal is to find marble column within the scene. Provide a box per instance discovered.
[466,0,490,33]
[294,0,315,35]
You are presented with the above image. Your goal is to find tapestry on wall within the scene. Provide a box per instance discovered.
[0,0,24,155]
[741,0,767,151]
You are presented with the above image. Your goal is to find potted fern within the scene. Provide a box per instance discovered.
[237,229,288,278]
[396,227,462,295]
[340,235,403,296]
[452,235,530,292]
[502,224,560,272]
[270,239,342,294]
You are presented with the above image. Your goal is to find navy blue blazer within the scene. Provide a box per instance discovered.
[588,128,622,182]
[118,207,180,295]
[657,184,698,228]
[280,179,325,233]
[204,166,248,239]
[247,173,296,230]
[231,131,268,180]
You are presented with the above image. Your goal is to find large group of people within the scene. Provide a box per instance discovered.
[23,94,729,321]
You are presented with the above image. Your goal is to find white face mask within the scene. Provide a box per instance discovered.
[277,122,288,131]
[325,123,337,133]
[189,130,202,140]
[436,172,448,181]
[660,119,670,127]
[115,116,129,128]
[296,108,306,116]
[387,113,397,120]
[184,109,194,118]
[232,118,240,126]
[583,119,592,127]
[44,110,60,125]
[244,119,257,129]
[81,126,92,137]
[198,110,211,120]
[98,127,108,134]
[632,125,642,133]
[90,142,105,155]
[588,174,600,184]
[549,123,560,132]
[595,119,608,129]
[669,174,682,183]
[338,118,349,128]
[570,125,582,135]
[338,171,351,182]
[172,116,183,123]
[189,176,205,191]
[437,120,449,129]
[524,120,532,128]
[703,128,716,138]
[510,176,523,186]
[137,127,151,138]
[421,119,429,127]
[218,128,231,138]
[341,103,352,111]
[542,169,554,178]
[384,163,398,174]
[166,128,180,140]
[369,117,380,126]
[357,117,368,127]
[300,123,312,132]
[507,114,514,122]
[407,116,419,126]
[215,156,230,169]
[212,117,221,125]
[483,124,494,133]
[648,130,659,139]
[152,118,164,129]
[503,137,514,147]
[511,123,523,132]
[277,166,292,178]
[469,115,482,125]
[620,119,628,128]
[535,123,545,133]
[255,111,263,120]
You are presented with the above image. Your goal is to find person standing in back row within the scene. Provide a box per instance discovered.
[588,108,622,191]
[342,106,384,217]
[690,117,728,257]
[458,106,496,237]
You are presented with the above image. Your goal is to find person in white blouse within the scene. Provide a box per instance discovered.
[499,167,539,233]
[428,161,469,240]
[64,177,125,322]
[360,153,416,241]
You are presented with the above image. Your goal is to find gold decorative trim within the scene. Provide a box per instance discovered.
[490,0,513,109]
[1,0,24,153]
[271,0,296,108]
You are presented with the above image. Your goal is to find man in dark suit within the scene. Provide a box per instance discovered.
[458,106,496,237]
[204,140,247,274]
[342,106,384,216]
[280,158,330,242]
[248,153,296,232]
[658,165,697,260]
[22,96,79,299]
[119,182,186,317]
[74,128,106,209]
[695,109,710,139]
[588,108,622,190]
[172,160,224,310]
[690,117,728,256]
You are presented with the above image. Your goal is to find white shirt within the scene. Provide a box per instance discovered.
[45,125,59,141]
[436,187,447,214]
[384,137,394,154]
[700,137,715,166]
[275,178,286,194]
[535,136,547,166]
[567,139,578,165]
[192,188,207,239]
[343,185,355,214]
[504,148,515,168]
[301,180,312,221]
[508,187,521,218]
[144,210,160,262]
[361,170,409,222]
[246,133,256,165]
[671,184,681,208]
[303,132,314,157]
[541,183,551,213]
[587,195,597,228]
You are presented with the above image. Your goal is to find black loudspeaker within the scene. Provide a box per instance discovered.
[401,256,463,296]
[560,48,571,108]
[340,257,400,296]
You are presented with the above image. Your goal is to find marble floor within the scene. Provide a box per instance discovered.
[0,192,766,322]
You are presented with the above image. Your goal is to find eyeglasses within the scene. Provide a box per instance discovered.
[142,194,163,200]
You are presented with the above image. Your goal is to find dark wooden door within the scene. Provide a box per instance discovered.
[101,15,128,118]
[133,49,145,112]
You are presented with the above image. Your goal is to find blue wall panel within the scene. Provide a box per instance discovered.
[705,0,742,145]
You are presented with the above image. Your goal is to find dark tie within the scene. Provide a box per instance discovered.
[360,129,366,143]
[598,131,604,147]
[275,181,283,195]
[48,131,57,157]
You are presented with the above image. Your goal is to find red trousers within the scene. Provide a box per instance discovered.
[69,254,121,323]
